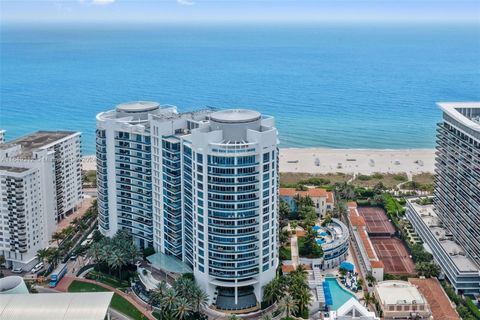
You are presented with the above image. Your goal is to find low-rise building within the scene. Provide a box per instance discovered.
[406,199,480,295]
[347,202,384,281]
[374,280,432,320]
[408,278,460,320]
[280,187,334,218]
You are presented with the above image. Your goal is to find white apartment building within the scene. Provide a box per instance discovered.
[0,131,82,269]
[406,199,480,295]
[97,102,280,312]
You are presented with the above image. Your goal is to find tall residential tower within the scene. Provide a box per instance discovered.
[0,131,82,269]
[435,102,480,266]
[96,102,279,310]
[406,102,480,295]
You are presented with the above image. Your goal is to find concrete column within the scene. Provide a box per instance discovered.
[235,286,238,305]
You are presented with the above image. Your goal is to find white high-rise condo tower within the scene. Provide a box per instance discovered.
[0,131,82,269]
[406,102,480,295]
[97,102,279,311]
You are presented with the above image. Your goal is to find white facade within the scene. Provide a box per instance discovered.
[97,102,280,312]
[374,281,432,320]
[0,130,5,144]
[406,199,480,295]
[96,101,162,248]
[0,131,82,269]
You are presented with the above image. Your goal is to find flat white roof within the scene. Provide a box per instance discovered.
[116,101,160,113]
[211,109,261,123]
[437,102,480,132]
[0,292,113,320]
[408,200,479,272]
[375,281,425,305]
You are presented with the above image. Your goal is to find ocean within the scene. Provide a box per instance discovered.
[1,23,479,154]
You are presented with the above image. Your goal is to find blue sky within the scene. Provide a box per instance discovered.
[1,0,479,23]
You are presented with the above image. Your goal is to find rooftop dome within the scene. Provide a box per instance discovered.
[116,101,160,113]
[211,109,261,124]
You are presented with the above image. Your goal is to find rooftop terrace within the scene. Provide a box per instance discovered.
[0,166,30,174]
[408,200,478,272]
[0,131,78,159]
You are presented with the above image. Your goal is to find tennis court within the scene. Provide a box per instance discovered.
[371,237,415,275]
[357,206,395,236]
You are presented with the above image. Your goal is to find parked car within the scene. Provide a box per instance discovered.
[69,255,77,261]
[30,262,44,273]
[12,267,23,274]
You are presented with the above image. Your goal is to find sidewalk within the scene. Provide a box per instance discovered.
[291,235,299,267]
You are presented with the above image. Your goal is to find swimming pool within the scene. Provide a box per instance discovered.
[323,277,357,310]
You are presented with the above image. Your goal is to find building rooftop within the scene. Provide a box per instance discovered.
[0,131,78,159]
[438,102,480,132]
[408,278,460,320]
[211,109,261,124]
[116,101,160,113]
[0,292,114,320]
[0,166,30,174]
[375,280,426,305]
[408,200,478,272]
[279,187,330,199]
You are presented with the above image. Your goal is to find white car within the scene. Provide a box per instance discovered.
[30,262,44,273]
[12,267,23,274]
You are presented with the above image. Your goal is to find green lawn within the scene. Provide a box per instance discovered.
[68,280,148,320]
[280,246,292,260]
[85,271,130,289]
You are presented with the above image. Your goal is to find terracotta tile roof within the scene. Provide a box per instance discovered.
[359,229,377,260]
[282,265,295,273]
[296,230,306,237]
[279,188,328,198]
[347,201,357,208]
[326,192,334,203]
[350,215,366,227]
[371,260,385,268]
[409,278,460,320]
[279,188,297,197]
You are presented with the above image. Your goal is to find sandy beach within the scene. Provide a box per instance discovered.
[279,148,436,175]
[83,148,436,175]
[82,155,96,171]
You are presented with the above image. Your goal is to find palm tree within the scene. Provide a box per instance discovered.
[51,231,64,245]
[151,281,169,305]
[366,273,377,286]
[88,242,102,263]
[279,295,298,318]
[173,277,194,300]
[47,248,61,266]
[296,286,312,315]
[172,297,193,320]
[191,286,209,313]
[261,313,272,320]
[263,277,285,304]
[107,249,127,278]
[228,315,239,320]
[279,200,291,220]
[161,289,178,313]
[364,292,373,307]
[36,248,50,264]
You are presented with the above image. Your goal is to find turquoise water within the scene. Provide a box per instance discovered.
[1,23,479,154]
[324,277,357,310]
